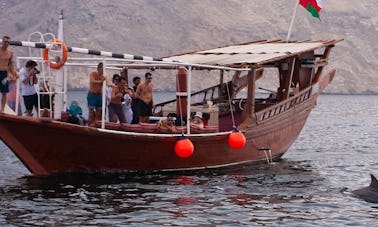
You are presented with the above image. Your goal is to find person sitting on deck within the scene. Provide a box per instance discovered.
[157,113,176,133]
[190,112,204,129]
[68,100,87,125]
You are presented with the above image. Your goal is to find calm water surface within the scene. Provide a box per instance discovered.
[1,94,377,226]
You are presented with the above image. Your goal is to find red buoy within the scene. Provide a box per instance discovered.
[175,138,194,158]
[228,131,246,150]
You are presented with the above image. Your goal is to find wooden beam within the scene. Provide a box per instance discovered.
[238,67,263,129]
[282,57,296,99]
[313,46,333,83]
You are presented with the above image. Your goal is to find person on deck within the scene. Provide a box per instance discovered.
[106,74,120,121]
[121,78,135,124]
[0,36,16,113]
[19,60,39,117]
[135,72,153,123]
[6,70,22,116]
[157,113,176,133]
[108,77,131,124]
[190,112,204,129]
[87,63,112,126]
[131,76,141,124]
[68,100,87,125]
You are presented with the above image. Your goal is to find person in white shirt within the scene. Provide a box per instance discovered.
[19,60,39,116]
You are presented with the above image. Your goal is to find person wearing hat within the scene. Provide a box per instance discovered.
[191,112,204,129]
[19,60,39,116]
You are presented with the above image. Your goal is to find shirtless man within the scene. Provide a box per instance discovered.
[108,77,133,124]
[87,63,106,126]
[157,113,176,133]
[135,72,153,123]
[0,36,16,113]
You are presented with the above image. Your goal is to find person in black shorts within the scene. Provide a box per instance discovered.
[131,76,141,124]
[135,73,153,123]
[19,60,39,116]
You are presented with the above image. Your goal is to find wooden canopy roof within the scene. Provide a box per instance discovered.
[163,39,342,68]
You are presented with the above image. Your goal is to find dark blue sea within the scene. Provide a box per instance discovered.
[1,94,377,226]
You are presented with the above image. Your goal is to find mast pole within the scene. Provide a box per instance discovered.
[286,1,300,42]
[54,10,65,119]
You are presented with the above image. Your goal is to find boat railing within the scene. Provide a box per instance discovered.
[153,83,225,115]
[255,87,312,122]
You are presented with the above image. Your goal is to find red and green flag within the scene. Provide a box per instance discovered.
[299,0,323,19]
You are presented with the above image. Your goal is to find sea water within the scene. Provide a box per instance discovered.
[0,94,377,226]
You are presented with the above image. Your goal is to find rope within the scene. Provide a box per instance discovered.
[177,86,184,135]
[225,70,236,129]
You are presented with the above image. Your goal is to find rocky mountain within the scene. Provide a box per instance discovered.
[1,0,377,94]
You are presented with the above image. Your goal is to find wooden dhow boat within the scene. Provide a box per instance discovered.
[0,37,342,175]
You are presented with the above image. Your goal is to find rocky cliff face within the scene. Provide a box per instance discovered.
[1,0,377,94]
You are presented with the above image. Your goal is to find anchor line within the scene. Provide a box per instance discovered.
[261,149,273,164]
[268,149,272,163]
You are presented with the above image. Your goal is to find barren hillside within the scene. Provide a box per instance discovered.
[1,0,377,94]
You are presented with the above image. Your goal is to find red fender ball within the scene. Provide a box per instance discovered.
[228,131,246,150]
[175,138,194,158]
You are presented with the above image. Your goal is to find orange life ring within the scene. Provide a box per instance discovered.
[42,39,68,69]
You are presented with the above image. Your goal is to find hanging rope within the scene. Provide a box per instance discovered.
[225,70,236,129]
[176,69,185,135]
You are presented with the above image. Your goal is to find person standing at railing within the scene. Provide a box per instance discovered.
[0,36,16,113]
[87,62,110,126]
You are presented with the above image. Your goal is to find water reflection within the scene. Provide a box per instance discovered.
[2,95,378,225]
[0,160,323,225]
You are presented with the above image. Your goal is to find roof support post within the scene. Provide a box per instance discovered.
[313,46,333,84]
[186,66,192,134]
[279,57,296,100]
[101,59,107,129]
[245,69,256,120]
[219,70,224,99]
[238,67,263,129]
[176,67,188,118]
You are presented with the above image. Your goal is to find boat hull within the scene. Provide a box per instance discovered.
[0,69,335,175]
[0,98,312,174]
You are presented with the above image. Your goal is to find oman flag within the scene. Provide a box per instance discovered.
[299,0,323,19]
